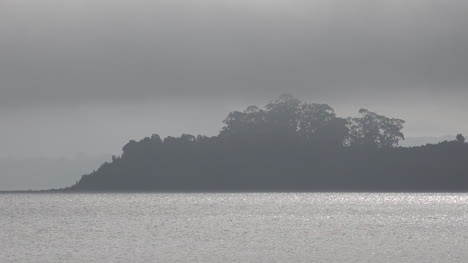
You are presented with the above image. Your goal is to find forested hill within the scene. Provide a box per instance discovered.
[69,95,468,191]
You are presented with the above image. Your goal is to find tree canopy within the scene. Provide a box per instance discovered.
[221,94,404,149]
[347,109,405,149]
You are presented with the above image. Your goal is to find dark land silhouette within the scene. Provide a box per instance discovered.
[69,95,468,191]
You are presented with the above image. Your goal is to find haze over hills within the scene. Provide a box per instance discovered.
[1,1,468,262]
[0,136,458,191]
[0,154,110,191]
[400,136,456,147]
[66,95,468,192]
[2,0,468,169]
[0,93,461,192]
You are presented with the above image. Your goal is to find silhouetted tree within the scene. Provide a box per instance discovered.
[298,103,336,142]
[264,94,302,139]
[220,105,267,139]
[312,117,349,147]
[457,134,465,143]
[347,109,405,148]
[220,94,347,146]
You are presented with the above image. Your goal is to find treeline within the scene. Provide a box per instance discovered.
[220,94,405,149]
[69,95,468,191]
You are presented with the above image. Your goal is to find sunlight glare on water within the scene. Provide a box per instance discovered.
[1,193,468,262]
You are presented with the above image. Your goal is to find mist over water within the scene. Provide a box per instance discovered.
[2,193,467,262]
[2,0,468,261]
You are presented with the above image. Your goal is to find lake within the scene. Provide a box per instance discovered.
[1,193,467,262]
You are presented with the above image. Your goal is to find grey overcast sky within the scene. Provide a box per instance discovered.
[1,0,468,158]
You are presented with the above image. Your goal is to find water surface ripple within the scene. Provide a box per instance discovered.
[1,193,467,262]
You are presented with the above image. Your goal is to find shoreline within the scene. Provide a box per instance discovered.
[2,189,468,194]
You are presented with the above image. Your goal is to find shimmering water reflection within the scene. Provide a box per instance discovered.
[1,193,467,262]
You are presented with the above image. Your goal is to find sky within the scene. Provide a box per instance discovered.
[1,0,468,159]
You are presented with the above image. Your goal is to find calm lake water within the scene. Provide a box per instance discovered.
[1,193,467,262]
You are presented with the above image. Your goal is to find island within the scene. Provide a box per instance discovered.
[68,95,468,191]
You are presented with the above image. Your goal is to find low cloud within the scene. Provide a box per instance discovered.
[1,0,467,109]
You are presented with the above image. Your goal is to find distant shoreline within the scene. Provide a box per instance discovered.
[2,189,468,194]
[10,95,467,193]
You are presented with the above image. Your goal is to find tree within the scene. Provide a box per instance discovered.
[220,94,301,141]
[456,134,465,143]
[220,94,348,147]
[312,117,349,147]
[220,105,267,139]
[297,103,336,142]
[347,109,405,148]
[265,94,301,136]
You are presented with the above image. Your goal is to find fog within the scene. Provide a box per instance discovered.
[2,0,468,109]
[1,0,467,189]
